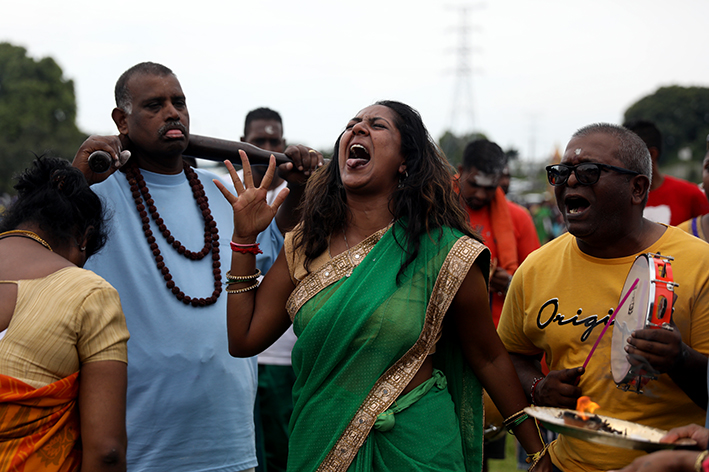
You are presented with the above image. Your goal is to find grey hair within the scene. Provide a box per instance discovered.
[114,62,174,114]
[573,123,652,188]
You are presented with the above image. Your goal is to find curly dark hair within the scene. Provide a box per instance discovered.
[0,156,108,258]
[294,100,478,279]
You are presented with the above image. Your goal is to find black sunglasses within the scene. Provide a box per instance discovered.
[545,162,641,187]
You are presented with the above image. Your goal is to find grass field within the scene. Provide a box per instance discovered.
[489,436,525,472]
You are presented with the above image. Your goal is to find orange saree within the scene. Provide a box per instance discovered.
[0,372,80,472]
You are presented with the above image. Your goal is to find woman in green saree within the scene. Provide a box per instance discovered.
[215,101,551,472]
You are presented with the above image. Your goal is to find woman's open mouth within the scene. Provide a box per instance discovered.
[347,144,370,169]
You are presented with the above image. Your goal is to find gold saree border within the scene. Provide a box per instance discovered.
[316,236,487,472]
[286,225,392,321]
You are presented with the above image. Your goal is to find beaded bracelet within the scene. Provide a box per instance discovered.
[225,269,262,283]
[226,280,259,294]
[230,241,263,255]
[530,377,545,405]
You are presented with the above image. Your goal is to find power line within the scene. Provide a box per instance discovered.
[446,3,485,134]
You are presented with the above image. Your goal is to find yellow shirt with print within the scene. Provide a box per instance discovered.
[498,226,709,472]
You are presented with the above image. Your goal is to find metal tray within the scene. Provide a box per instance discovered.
[525,406,697,452]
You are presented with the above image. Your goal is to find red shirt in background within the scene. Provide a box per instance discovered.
[644,175,709,226]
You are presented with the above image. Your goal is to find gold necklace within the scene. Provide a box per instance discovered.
[0,230,53,252]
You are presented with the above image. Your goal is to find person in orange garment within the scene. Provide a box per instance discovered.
[455,139,541,470]
[0,156,129,471]
[456,139,540,326]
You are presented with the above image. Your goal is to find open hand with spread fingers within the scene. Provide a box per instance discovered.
[213,150,290,241]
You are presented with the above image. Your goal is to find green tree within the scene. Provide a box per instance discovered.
[438,130,487,168]
[624,85,709,165]
[0,42,86,194]
[504,148,519,164]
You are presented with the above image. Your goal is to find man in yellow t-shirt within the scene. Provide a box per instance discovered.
[498,123,709,472]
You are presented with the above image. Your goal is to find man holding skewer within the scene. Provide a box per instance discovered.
[497,123,709,472]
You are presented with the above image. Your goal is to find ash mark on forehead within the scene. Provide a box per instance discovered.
[473,171,499,187]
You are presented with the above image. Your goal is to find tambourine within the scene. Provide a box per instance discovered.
[610,253,678,393]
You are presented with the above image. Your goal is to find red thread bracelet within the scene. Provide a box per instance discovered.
[230,241,263,255]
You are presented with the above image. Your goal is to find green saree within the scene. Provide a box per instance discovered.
[285,223,489,472]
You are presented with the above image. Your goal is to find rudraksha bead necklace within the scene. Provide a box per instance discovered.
[126,161,222,306]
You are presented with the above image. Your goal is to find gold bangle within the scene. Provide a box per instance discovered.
[503,409,527,423]
[225,269,261,282]
[226,278,256,286]
[226,280,259,294]
[503,410,529,430]
[694,450,709,472]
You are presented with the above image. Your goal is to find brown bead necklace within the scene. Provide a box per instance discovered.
[126,161,222,307]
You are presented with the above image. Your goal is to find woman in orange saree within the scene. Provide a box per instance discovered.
[0,157,129,471]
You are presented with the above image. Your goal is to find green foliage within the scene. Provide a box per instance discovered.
[488,435,521,472]
[438,130,521,178]
[438,130,488,168]
[504,148,519,162]
[0,42,86,194]
[624,85,709,165]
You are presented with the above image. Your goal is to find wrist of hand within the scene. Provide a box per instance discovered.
[232,235,258,245]
[530,376,545,405]
[673,342,690,370]
[286,179,307,189]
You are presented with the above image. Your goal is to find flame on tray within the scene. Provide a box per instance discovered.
[576,396,599,420]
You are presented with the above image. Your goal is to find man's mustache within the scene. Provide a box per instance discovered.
[158,121,187,137]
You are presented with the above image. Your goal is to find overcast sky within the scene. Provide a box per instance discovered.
[2,0,708,162]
